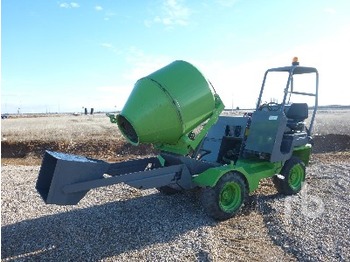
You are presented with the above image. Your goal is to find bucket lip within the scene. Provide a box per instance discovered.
[116,114,140,145]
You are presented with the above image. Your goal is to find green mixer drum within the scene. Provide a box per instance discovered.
[117,60,216,145]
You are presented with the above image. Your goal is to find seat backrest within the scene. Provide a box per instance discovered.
[285,103,308,121]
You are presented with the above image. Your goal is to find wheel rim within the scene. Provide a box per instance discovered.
[219,182,242,212]
[288,164,304,190]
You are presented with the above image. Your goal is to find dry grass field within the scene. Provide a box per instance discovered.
[1,114,153,164]
[1,110,349,162]
[1,109,350,261]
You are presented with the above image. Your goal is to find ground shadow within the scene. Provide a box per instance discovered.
[251,194,310,260]
[2,191,216,261]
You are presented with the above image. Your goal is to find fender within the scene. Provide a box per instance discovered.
[192,159,283,193]
[292,144,312,166]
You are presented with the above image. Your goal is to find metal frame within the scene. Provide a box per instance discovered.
[36,151,192,205]
[256,64,319,134]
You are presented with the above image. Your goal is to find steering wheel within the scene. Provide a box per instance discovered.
[259,102,280,111]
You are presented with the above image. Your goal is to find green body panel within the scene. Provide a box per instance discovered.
[156,94,224,155]
[116,60,217,146]
[192,165,236,189]
[234,159,283,191]
[292,144,312,166]
[193,159,283,193]
[193,145,311,192]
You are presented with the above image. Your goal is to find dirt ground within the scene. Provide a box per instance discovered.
[1,133,349,166]
[1,110,349,165]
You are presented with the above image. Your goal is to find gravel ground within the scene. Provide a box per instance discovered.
[254,156,350,261]
[1,154,349,261]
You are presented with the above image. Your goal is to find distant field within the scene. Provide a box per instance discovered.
[1,114,121,143]
[1,109,350,162]
[2,109,350,141]
[1,114,152,162]
[310,109,350,135]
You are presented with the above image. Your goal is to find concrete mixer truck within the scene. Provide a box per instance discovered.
[36,59,318,220]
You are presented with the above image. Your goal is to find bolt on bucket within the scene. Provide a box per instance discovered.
[117,60,216,145]
[36,151,108,205]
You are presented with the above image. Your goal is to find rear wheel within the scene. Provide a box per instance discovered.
[273,156,305,195]
[201,172,247,221]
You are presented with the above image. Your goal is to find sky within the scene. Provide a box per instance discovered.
[2,0,350,113]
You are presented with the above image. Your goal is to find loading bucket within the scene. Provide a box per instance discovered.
[36,151,108,205]
[117,60,216,145]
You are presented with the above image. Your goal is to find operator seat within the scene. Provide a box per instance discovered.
[284,103,308,132]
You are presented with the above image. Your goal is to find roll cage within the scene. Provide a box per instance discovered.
[256,63,319,134]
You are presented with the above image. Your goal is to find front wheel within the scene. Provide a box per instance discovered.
[273,156,306,195]
[201,172,247,221]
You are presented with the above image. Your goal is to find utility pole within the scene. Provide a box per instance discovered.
[231,94,234,113]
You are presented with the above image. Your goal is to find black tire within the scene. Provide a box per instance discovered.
[201,172,247,221]
[273,156,306,195]
[157,186,181,195]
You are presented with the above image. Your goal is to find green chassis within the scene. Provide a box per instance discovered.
[192,145,311,193]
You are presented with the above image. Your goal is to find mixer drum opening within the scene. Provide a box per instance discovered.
[117,115,139,144]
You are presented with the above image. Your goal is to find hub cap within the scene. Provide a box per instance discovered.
[219,182,241,212]
[288,164,304,190]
